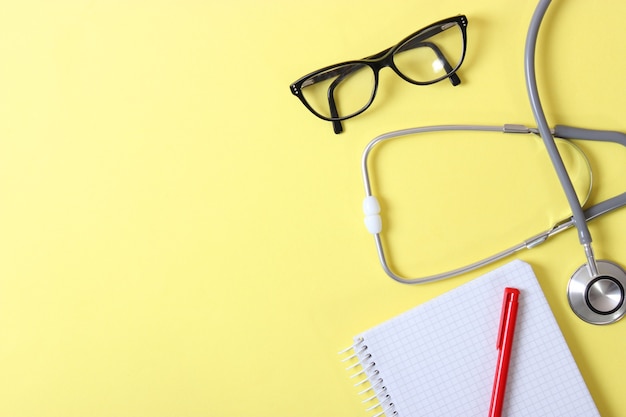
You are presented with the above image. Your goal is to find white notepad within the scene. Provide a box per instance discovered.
[345,260,599,416]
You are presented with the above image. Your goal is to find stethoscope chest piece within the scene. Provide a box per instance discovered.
[567,260,626,324]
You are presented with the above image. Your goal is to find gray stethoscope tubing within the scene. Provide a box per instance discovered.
[361,124,626,285]
[362,0,626,324]
[526,0,598,276]
[526,0,626,324]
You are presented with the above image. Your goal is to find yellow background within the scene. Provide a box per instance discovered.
[1,0,624,416]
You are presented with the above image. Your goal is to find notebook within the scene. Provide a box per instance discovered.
[342,260,599,417]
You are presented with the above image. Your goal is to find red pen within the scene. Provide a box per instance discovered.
[488,287,520,417]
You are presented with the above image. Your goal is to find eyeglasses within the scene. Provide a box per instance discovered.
[289,15,468,134]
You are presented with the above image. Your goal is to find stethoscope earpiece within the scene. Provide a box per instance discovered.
[567,260,626,324]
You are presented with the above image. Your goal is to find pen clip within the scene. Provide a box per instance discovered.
[496,288,520,349]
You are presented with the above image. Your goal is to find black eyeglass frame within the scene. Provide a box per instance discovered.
[289,15,468,134]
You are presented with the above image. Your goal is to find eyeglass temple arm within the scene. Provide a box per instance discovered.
[396,22,462,85]
[398,41,461,85]
[329,94,344,134]
[327,48,394,134]
[328,42,461,134]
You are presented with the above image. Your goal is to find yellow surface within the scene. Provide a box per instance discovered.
[0,1,624,416]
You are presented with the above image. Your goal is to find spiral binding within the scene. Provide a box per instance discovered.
[339,337,398,416]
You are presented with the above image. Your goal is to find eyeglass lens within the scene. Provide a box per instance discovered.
[300,63,375,121]
[394,22,464,83]
[299,21,464,121]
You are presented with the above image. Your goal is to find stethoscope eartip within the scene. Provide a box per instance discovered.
[568,260,626,325]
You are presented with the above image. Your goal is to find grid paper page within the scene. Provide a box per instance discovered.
[354,260,599,417]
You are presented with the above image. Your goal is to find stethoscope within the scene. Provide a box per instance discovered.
[360,0,626,325]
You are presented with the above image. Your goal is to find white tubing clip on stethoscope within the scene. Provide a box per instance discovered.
[361,0,626,325]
